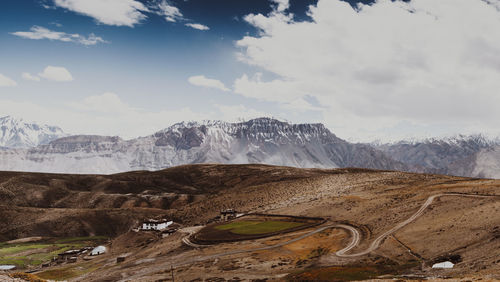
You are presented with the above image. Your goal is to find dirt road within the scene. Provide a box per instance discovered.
[335,193,498,257]
[118,192,498,281]
[180,193,498,259]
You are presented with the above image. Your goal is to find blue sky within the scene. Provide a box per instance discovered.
[1,0,500,141]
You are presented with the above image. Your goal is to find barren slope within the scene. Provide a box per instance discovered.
[0,164,348,241]
[0,164,498,281]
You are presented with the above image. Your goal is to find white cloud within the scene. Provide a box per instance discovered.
[0,74,17,87]
[11,26,107,46]
[52,0,195,27]
[53,0,148,27]
[39,66,74,82]
[188,75,230,92]
[185,23,210,31]
[77,33,108,45]
[22,73,41,82]
[235,0,500,141]
[271,0,290,12]
[151,0,183,22]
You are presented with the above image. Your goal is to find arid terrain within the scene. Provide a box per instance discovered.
[1,164,499,281]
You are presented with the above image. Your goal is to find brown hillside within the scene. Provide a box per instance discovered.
[1,164,498,281]
[0,164,368,241]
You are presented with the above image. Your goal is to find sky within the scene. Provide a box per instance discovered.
[1,0,500,142]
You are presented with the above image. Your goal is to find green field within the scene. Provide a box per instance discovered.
[0,236,108,268]
[215,220,305,235]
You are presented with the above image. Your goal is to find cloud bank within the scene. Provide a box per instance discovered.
[235,0,500,140]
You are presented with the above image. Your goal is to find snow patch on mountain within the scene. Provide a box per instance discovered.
[0,116,67,148]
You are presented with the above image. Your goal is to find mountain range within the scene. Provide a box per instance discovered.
[0,115,499,178]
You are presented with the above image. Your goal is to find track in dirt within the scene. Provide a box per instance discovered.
[335,193,499,257]
[118,192,499,281]
[182,193,498,259]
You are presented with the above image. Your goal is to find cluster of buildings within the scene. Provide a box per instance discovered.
[54,245,107,265]
[141,211,241,233]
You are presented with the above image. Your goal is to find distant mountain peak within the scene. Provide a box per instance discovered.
[0,116,67,148]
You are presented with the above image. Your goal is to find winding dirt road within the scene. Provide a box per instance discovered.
[181,193,498,259]
[118,192,498,281]
[335,193,498,257]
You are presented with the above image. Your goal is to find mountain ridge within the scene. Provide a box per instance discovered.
[0,118,406,174]
[1,117,500,178]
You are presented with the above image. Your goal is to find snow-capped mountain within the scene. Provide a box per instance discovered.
[375,135,500,177]
[0,118,406,174]
[2,117,500,178]
[0,116,67,148]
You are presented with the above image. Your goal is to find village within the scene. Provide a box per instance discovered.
[1,205,460,279]
[0,209,241,275]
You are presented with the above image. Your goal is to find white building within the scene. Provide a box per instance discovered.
[90,246,107,256]
[0,265,16,271]
[432,261,454,269]
[142,219,173,231]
